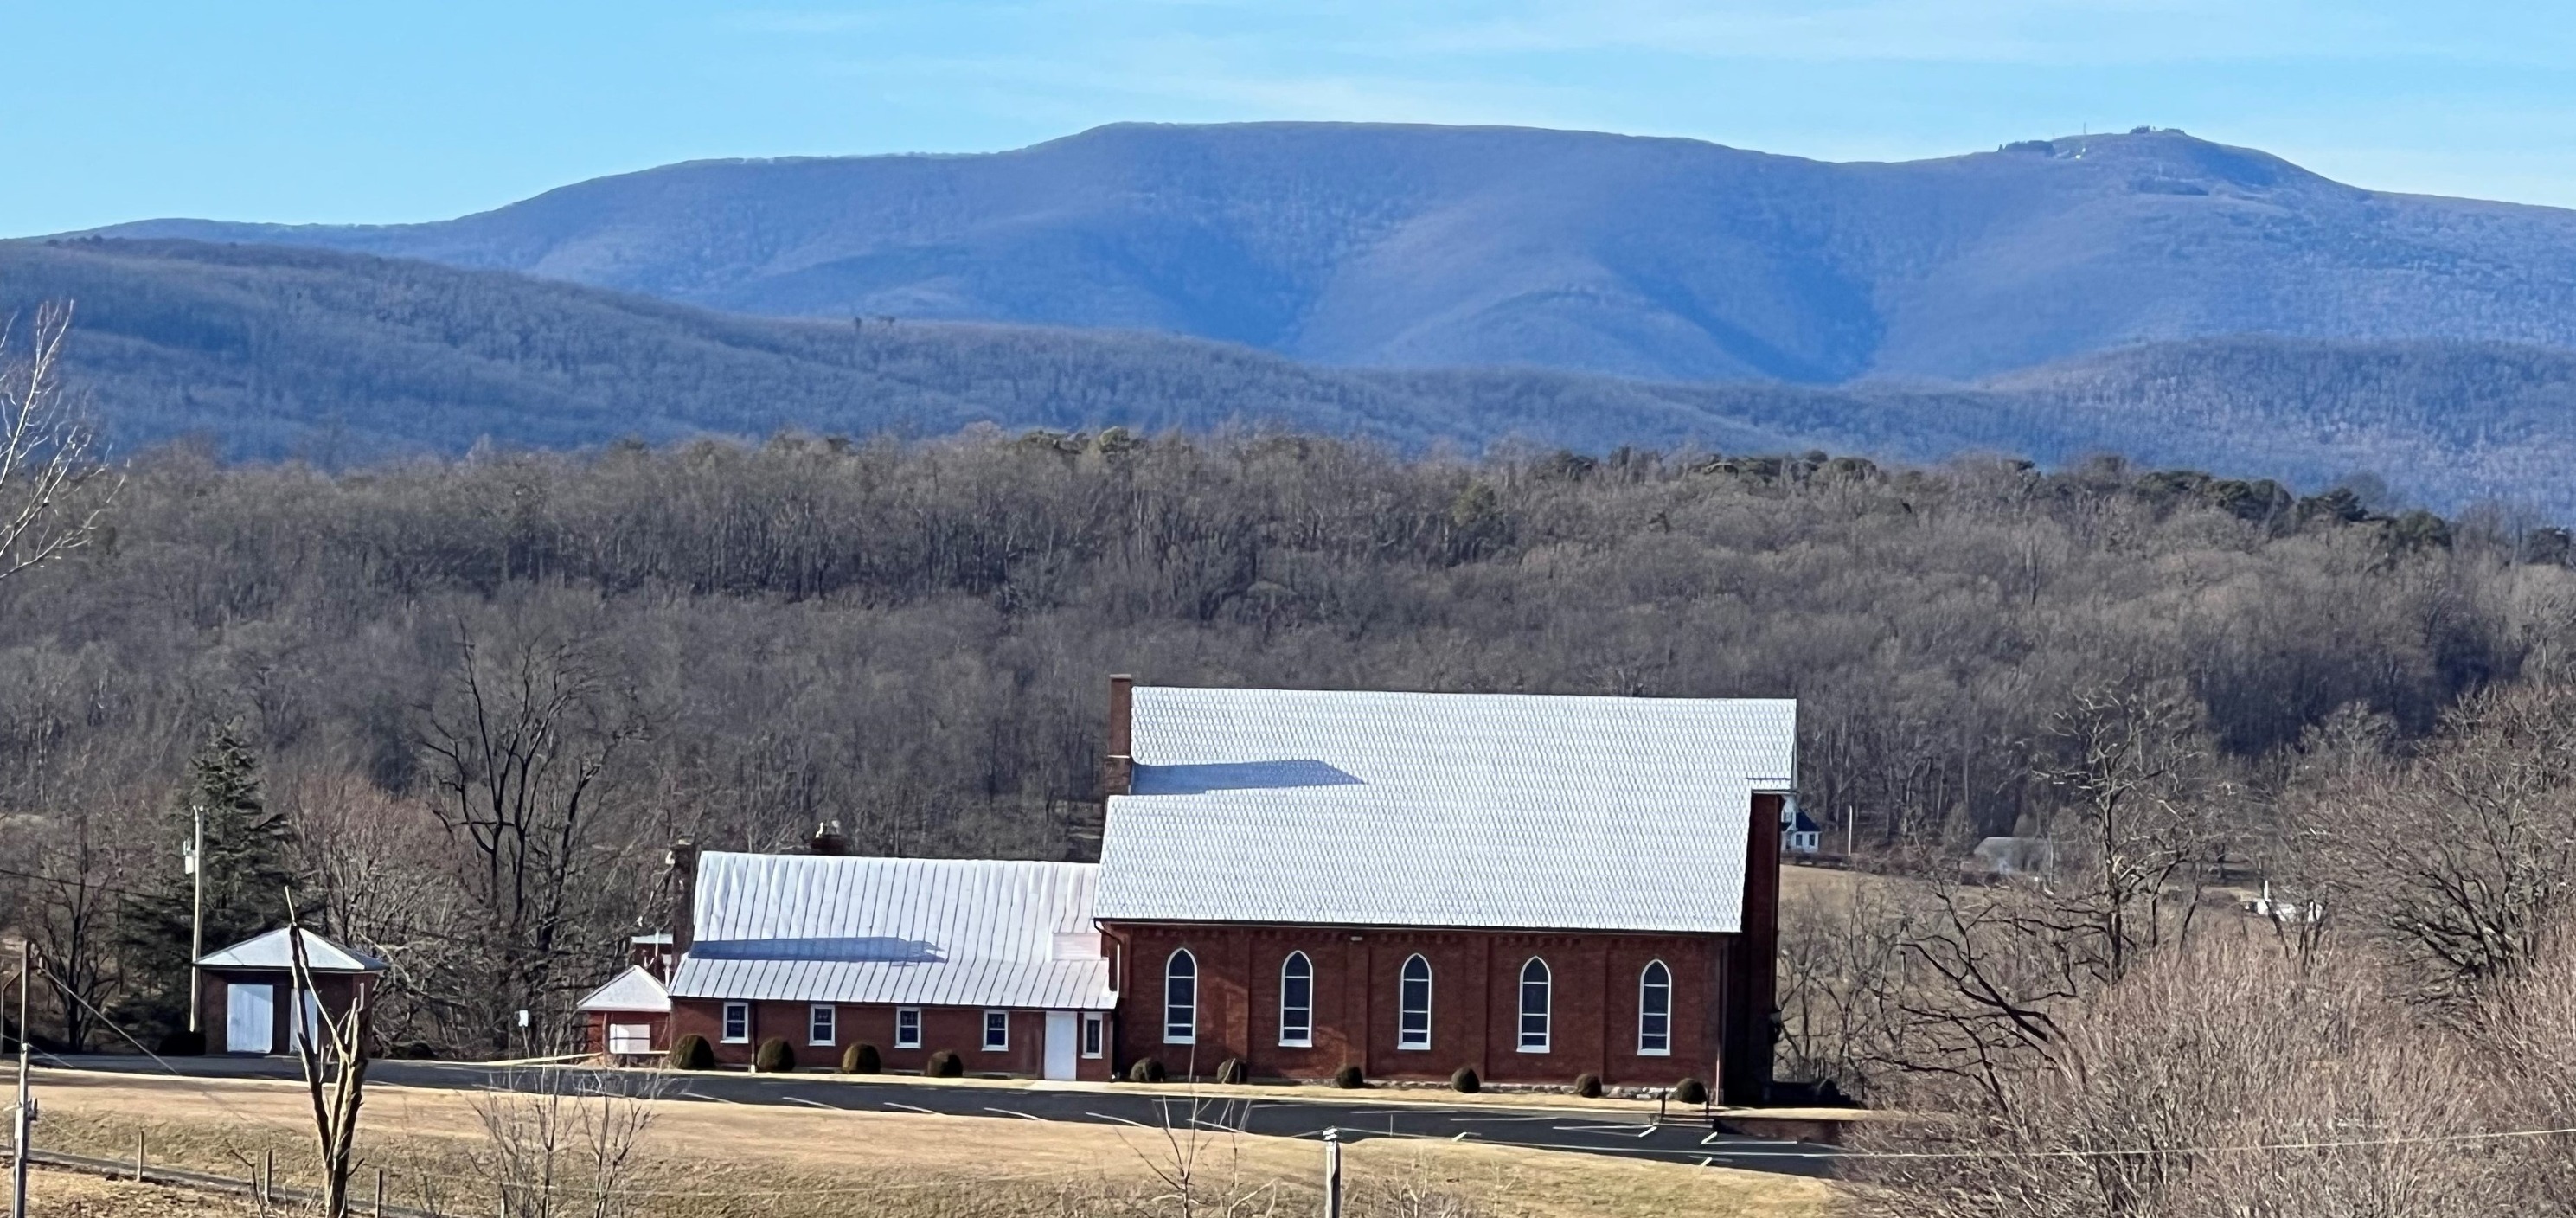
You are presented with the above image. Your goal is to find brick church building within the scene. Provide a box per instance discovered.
[658,678,1794,1102]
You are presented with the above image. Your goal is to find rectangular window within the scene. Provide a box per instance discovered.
[895,1007,922,1049]
[721,1002,750,1044]
[809,1004,836,1047]
[1081,1012,1105,1059]
[983,1010,1009,1052]
[607,1023,650,1055]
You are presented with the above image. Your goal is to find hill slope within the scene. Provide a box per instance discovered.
[12,239,2576,516]
[86,122,2576,383]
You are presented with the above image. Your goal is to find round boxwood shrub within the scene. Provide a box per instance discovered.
[1450,1066,1481,1094]
[1127,1056,1168,1084]
[1214,1057,1249,1085]
[1332,1063,1365,1089]
[668,1034,714,1071]
[927,1049,964,1078]
[1573,1073,1603,1099]
[1673,1077,1710,1106]
[753,1036,796,1074]
[841,1042,881,1074]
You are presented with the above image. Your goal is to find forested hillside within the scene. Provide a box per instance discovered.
[0,431,2563,1057]
[15,238,2576,516]
[87,122,2576,382]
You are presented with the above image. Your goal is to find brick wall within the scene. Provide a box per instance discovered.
[1097,924,1728,1090]
[667,999,1115,1080]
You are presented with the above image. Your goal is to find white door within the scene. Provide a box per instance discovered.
[226,982,274,1055]
[1043,1010,1079,1080]
[608,1023,651,1055]
[294,989,324,1054]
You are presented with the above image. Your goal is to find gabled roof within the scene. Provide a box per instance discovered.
[195,928,387,973]
[577,965,672,1014]
[1096,687,1796,933]
[670,854,1112,1010]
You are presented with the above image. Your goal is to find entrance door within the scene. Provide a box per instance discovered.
[1043,1010,1079,1080]
[226,982,275,1055]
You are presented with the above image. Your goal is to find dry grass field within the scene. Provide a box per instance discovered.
[22,1069,1841,1218]
[27,1167,256,1216]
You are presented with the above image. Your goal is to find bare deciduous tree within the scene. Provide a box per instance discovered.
[0,302,111,582]
[287,896,372,1218]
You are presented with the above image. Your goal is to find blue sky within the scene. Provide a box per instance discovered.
[11,1,2576,235]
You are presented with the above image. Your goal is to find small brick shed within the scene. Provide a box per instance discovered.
[194,928,386,1055]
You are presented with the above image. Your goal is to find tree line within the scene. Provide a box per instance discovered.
[0,426,2567,1063]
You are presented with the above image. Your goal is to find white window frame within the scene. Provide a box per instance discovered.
[894,1006,922,1049]
[982,1009,1010,1052]
[1278,951,1315,1048]
[1081,1012,1105,1059]
[1638,960,1673,1056]
[808,1003,836,1048]
[1397,954,1432,1050]
[720,1002,750,1044]
[1163,949,1198,1045]
[1517,958,1552,1053]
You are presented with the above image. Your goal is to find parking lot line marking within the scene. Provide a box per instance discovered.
[1085,1112,1150,1128]
[882,1101,939,1115]
[984,1107,1045,1121]
[784,1096,835,1110]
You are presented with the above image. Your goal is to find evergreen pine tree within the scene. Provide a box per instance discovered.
[117,723,306,1041]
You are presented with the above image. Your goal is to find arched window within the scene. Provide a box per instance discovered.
[1398,954,1432,1050]
[1278,952,1314,1048]
[1517,958,1552,1052]
[1164,949,1198,1045]
[1637,960,1672,1055]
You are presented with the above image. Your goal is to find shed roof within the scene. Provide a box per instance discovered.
[670,854,1112,1010]
[195,928,387,973]
[577,965,672,1014]
[1095,687,1795,933]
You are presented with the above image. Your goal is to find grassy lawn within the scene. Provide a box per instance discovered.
[27,1068,1842,1218]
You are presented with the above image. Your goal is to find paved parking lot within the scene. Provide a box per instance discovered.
[46,1055,1840,1176]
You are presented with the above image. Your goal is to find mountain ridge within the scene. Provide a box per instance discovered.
[80,121,2576,385]
[13,236,2576,518]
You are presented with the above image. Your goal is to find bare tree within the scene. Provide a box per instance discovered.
[417,604,647,1052]
[470,1068,663,1218]
[0,302,111,582]
[287,894,372,1218]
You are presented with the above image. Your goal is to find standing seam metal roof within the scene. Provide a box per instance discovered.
[670,854,1112,1010]
[1094,687,1795,933]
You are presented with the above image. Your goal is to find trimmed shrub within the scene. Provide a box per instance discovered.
[1673,1077,1709,1106]
[1450,1066,1481,1094]
[753,1036,796,1074]
[841,1042,881,1074]
[1573,1073,1603,1099]
[1214,1057,1249,1085]
[157,1029,206,1057]
[668,1034,714,1071]
[1332,1064,1365,1089]
[927,1049,964,1078]
[1128,1056,1168,1084]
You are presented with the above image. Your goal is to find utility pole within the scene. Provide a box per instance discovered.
[187,804,206,1035]
[11,939,33,1218]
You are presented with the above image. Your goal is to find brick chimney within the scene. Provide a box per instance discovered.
[810,819,850,856]
[665,838,701,955]
[1100,674,1135,798]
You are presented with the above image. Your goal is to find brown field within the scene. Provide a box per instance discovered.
[28,1167,255,1216]
[24,1069,1841,1218]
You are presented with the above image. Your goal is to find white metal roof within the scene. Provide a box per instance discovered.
[670,854,1112,1010]
[195,928,388,973]
[576,965,672,1014]
[1096,687,1796,933]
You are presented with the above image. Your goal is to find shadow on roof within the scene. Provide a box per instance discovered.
[1131,760,1365,795]
[689,936,945,963]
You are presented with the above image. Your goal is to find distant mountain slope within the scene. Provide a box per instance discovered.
[86,122,2576,383]
[13,238,2576,516]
